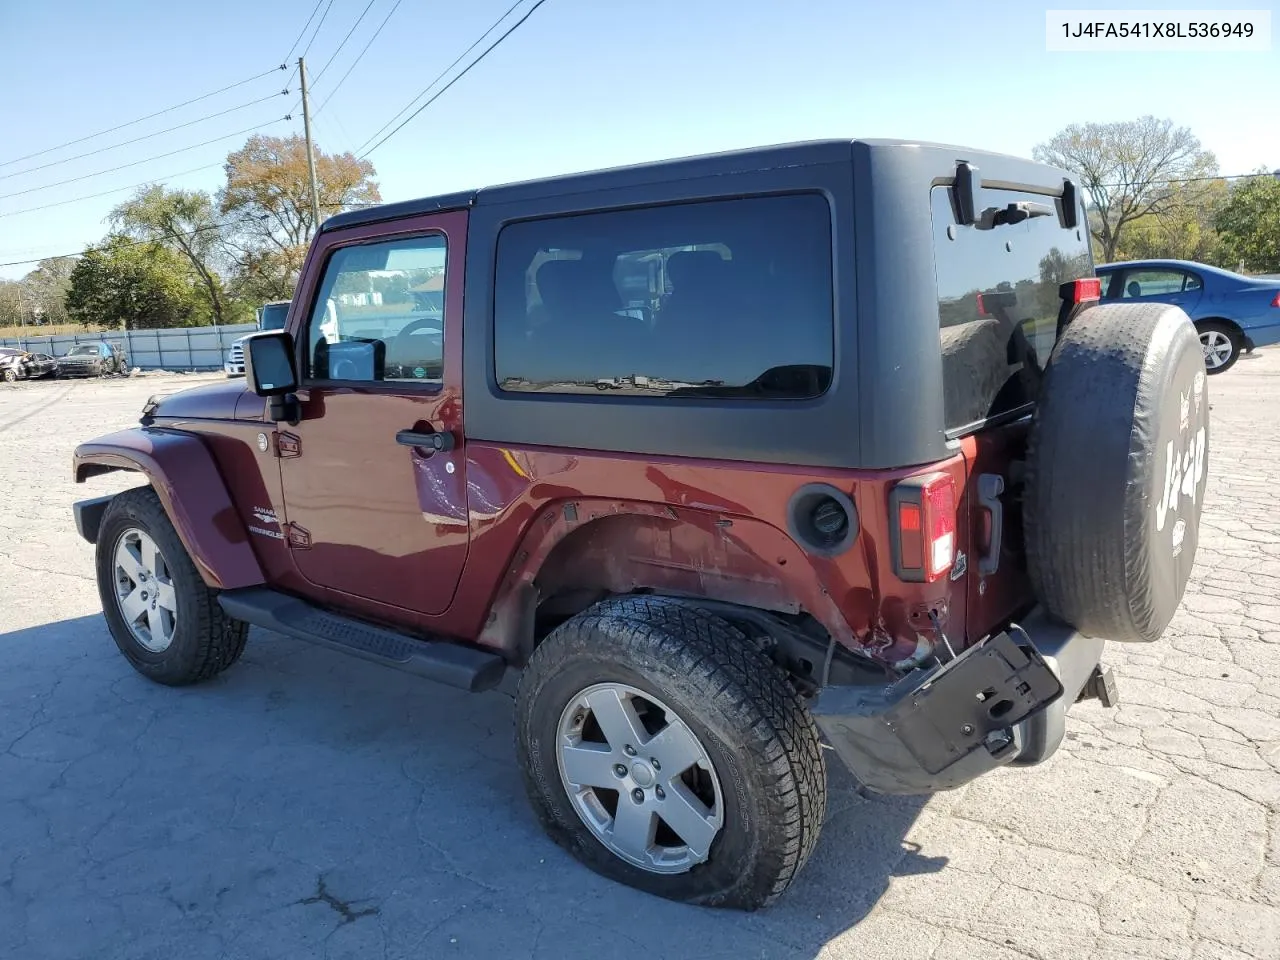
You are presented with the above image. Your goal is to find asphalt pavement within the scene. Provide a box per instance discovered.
[1,360,1277,959]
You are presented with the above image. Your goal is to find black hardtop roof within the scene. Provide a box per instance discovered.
[319,137,1073,234]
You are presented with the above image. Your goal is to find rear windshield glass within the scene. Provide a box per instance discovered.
[931,185,1091,433]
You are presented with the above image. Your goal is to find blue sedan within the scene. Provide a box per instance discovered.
[1095,259,1280,373]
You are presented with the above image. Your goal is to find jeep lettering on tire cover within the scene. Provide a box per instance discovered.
[1024,302,1209,644]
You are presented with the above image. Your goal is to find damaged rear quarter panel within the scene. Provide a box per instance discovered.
[459,443,969,664]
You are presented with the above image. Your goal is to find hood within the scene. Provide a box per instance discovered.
[144,379,246,423]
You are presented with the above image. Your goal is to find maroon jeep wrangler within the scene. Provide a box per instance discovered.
[71,139,1209,910]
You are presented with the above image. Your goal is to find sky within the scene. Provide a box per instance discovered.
[0,0,1277,280]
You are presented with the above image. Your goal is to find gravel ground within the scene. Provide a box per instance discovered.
[0,357,1278,960]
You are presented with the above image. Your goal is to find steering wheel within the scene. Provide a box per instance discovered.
[387,317,443,378]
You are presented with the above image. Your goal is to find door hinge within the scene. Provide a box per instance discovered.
[275,431,301,458]
[285,522,311,549]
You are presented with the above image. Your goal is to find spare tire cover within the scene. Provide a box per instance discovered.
[1024,302,1209,643]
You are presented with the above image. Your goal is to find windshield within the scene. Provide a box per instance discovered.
[932,185,1092,433]
[259,302,290,331]
[68,345,97,356]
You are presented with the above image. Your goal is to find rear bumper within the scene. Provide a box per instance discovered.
[811,608,1111,794]
[1242,321,1280,351]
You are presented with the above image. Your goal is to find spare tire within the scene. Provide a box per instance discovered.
[1024,302,1209,643]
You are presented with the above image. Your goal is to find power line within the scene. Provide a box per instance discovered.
[312,0,379,86]
[0,110,303,221]
[315,0,404,116]
[0,118,291,202]
[357,0,532,155]
[284,0,328,62]
[0,213,271,269]
[0,90,291,183]
[1097,170,1279,190]
[301,0,338,59]
[0,67,287,170]
[0,163,224,219]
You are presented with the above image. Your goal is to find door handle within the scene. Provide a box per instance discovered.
[396,429,456,453]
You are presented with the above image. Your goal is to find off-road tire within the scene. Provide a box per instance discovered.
[516,595,826,910]
[1196,319,1242,374]
[96,486,248,685]
[1025,302,1208,643]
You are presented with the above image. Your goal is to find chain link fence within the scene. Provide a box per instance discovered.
[0,324,257,371]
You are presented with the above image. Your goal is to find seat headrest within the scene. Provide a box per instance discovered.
[667,250,728,291]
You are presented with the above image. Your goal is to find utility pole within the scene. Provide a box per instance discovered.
[298,57,322,238]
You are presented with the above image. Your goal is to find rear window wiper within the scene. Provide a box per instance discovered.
[976,201,1055,230]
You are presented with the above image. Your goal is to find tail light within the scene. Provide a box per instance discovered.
[975,292,987,316]
[1068,277,1102,304]
[889,472,957,583]
[1270,291,1280,308]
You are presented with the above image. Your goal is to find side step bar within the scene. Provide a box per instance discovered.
[218,587,506,693]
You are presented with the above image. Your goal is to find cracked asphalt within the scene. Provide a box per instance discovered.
[1,356,1278,960]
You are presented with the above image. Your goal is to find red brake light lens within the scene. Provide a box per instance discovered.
[897,502,923,569]
[1271,291,1280,308]
[975,292,987,316]
[1071,277,1102,304]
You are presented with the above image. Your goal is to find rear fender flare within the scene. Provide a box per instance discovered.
[477,498,859,660]
[74,428,264,590]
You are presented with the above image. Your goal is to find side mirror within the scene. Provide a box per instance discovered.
[243,331,300,424]
[244,331,298,396]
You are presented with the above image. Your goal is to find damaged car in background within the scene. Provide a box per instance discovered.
[0,347,59,382]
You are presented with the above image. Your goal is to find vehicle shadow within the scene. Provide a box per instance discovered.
[0,615,942,960]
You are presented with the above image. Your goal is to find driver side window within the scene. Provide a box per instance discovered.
[306,234,446,387]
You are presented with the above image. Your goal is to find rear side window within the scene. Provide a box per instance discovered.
[494,194,833,398]
[1118,269,1200,297]
[931,185,1092,433]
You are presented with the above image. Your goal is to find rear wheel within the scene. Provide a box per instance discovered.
[3,368,18,383]
[516,596,826,910]
[1197,320,1241,374]
[96,487,248,685]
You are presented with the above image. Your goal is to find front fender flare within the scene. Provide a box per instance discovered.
[74,428,264,590]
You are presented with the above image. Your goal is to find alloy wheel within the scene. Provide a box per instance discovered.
[556,682,724,875]
[112,528,178,653]
[1200,329,1234,370]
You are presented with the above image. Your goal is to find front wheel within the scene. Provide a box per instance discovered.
[1197,321,1241,374]
[96,487,248,685]
[516,596,826,910]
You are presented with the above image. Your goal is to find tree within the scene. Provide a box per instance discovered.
[1214,173,1280,274]
[110,186,237,325]
[65,237,208,330]
[0,281,25,327]
[229,246,308,305]
[1114,180,1229,265]
[1034,116,1218,262]
[218,134,380,301]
